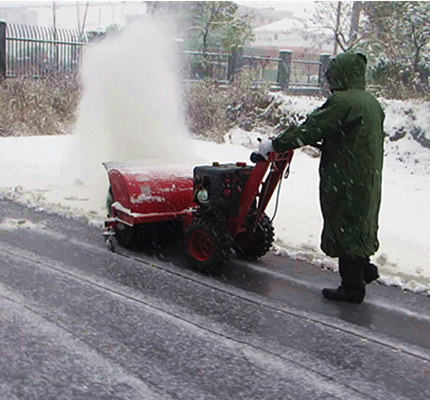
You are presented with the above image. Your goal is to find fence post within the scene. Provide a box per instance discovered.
[175,39,186,79]
[227,47,243,82]
[277,50,292,91]
[0,20,6,80]
[319,53,331,87]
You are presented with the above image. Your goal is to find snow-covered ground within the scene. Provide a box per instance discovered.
[1,107,430,295]
[1,21,429,295]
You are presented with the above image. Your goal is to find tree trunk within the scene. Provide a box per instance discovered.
[349,1,361,44]
[202,30,210,78]
[333,2,342,55]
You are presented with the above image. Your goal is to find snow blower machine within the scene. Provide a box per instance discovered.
[103,149,293,273]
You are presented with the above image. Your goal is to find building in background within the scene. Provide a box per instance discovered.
[251,16,333,55]
[0,2,146,31]
[237,5,291,28]
[0,1,332,57]
[0,4,38,25]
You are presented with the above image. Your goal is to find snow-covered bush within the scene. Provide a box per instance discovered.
[183,68,272,141]
[0,74,81,137]
[369,55,430,99]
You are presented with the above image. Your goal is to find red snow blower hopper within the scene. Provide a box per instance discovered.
[103,149,293,273]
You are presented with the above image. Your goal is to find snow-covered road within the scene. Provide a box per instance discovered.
[1,199,430,399]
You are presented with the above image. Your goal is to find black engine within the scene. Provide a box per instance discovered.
[193,162,253,218]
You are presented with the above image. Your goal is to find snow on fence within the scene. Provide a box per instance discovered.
[0,21,87,78]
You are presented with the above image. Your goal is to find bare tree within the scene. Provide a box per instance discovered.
[81,1,90,33]
[309,1,363,54]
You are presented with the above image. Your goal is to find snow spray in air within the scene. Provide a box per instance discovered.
[70,18,194,213]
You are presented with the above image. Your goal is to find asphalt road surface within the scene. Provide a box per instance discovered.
[1,199,429,400]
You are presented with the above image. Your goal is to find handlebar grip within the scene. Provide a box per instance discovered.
[250,151,267,163]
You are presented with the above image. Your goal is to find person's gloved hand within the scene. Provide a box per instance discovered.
[258,139,274,159]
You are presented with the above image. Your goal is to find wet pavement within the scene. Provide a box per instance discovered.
[1,199,430,399]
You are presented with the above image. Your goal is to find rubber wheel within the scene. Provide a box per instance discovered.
[135,221,182,249]
[234,214,274,259]
[106,186,114,216]
[115,222,135,247]
[105,235,118,252]
[185,216,232,274]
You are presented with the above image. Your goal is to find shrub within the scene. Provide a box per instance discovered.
[369,55,430,99]
[183,68,272,142]
[0,74,81,136]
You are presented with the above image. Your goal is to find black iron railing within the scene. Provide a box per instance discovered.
[2,22,87,78]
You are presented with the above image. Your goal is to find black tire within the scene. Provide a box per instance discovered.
[234,214,274,259]
[115,222,135,248]
[106,186,114,216]
[185,216,232,274]
[135,221,183,249]
[105,235,118,252]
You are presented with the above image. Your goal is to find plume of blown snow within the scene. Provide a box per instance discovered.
[67,17,193,205]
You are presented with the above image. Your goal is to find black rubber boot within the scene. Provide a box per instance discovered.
[363,261,379,284]
[322,286,364,304]
[323,258,365,304]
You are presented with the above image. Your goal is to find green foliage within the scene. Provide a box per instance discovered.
[146,1,253,55]
[221,16,254,52]
[184,1,239,54]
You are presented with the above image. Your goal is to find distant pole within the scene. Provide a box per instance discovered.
[0,21,6,80]
[53,2,58,71]
[319,53,331,87]
[76,2,81,33]
[277,50,292,91]
[227,47,244,83]
[82,1,90,33]
[52,1,57,30]
[98,7,102,29]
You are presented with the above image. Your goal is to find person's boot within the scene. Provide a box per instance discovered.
[363,262,379,284]
[322,286,365,304]
[323,257,365,304]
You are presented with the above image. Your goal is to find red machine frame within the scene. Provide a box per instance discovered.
[103,150,293,269]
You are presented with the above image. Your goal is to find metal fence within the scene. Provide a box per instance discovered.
[182,49,331,94]
[242,55,280,84]
[0,20,330,94]
[3,22,87,78]
[183,50,230,82]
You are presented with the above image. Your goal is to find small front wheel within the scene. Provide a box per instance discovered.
[105,235,118,252]
[185,217,232,274]
[115,223,135,248]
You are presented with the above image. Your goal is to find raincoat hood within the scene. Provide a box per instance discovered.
[328,52,367,91]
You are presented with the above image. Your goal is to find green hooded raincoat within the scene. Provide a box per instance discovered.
[273,52,385,258]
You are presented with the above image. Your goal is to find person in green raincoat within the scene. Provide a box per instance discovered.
[257,52,385,304]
